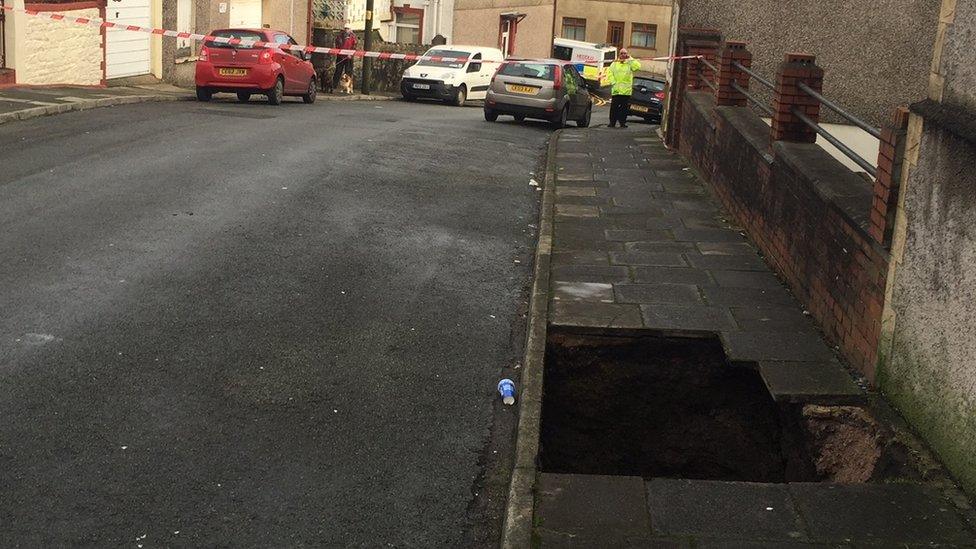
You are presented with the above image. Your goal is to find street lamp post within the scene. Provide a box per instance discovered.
[361,0,374,95]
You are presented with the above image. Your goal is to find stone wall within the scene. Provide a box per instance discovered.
[19,4,104,85]
[878,0,976,498]
[678,90,889,379]
[673,0,939,127]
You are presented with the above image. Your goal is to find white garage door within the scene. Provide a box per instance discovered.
[106,0,151,79]
[230,0,263,28]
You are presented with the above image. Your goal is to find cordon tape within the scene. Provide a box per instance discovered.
[0,5,703,66]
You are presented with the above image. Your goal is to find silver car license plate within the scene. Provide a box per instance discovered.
[412,83,430,90]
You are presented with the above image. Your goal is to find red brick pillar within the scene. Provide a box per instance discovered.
[716,41,752,107]
[685,41,720,92]
[771,53,824,143]
[869,107,910,246]
[665,28,722,149]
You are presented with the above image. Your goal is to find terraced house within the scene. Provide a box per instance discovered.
[0,0,311,87]
[452,0,671,61]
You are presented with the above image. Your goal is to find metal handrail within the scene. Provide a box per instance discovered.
[733,61,774,90]
[792,108,877,177]
[797,81,881,139]
[699,57,718,73]
[731,82,773,116]
[700,74,718,92]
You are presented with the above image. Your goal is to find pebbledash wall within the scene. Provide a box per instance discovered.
[878,0,976,497]
[4,0,107,86]
[671,0,939,127]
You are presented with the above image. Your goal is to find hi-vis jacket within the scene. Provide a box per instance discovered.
[606,59,642,96]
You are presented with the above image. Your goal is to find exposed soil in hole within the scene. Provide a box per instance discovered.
[540,332,917,483]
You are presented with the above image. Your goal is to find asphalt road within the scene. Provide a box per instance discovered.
[0,97,551,546]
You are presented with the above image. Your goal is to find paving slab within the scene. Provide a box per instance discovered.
[701,286,798,308]
[553,282,614,303]
[759,361,864,404]
[614,283,702,305]
[536,474,651,536]
[552,251,610,266]
[632,266,715,286]
[721,331,837,362]
[788,483,976,545]
[610,252,688,267]
[641,304,738,332]
[646,479,805,540]
[685,254,768,271]
[550,302,643,328]
[552,265,631,283]
[709,270,785,289]
[730,306,817,332]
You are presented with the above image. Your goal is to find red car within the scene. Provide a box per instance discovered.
[195,28,317,105]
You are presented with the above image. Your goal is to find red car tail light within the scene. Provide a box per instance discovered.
[553,65,563,91]
[655,91,666,100]
[199,46,210,62]
[259,49,273,64]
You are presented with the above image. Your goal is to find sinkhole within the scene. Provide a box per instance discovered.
[539,331,916,483]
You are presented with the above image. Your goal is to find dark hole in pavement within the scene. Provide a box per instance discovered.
[540,331,917,483]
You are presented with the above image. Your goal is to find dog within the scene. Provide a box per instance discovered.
[338,72,354,95]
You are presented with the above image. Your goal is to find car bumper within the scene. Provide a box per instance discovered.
[401,78,456,99]
[485,90,560,120]
[195,62,279,91]
[628,100,663,119]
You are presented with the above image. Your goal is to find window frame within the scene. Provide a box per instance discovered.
[561,17,586,41]
[392,6,424,45]
[606,21,624,50]
[630,22,657,49]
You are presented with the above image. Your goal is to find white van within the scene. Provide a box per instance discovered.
[551,38,617,90]
[400,45,506,106]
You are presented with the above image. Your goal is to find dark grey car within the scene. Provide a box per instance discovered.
[484,60,592,129]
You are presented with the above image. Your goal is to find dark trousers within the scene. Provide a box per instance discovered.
[610,94,630,126]
[332,58,353,88]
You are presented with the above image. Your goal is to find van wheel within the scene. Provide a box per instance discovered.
[196,87,213,102]
[578,105,592,127]
[237,92,251,102]
[303,78,317,104]
[452,85,467,107]
[551,106,568,130]
[267,78,284,105]
[484,109,498,122]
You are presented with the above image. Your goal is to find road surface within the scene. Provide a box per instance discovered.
[0,97,550,546]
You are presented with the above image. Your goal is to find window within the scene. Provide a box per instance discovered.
[630,23,657,49]
[606,21,624,49]
[552,45,572,61]
[416,49,469,69]
[498,62,556,81]
[561,17,586,41]
[205,30,265,49]
[393,8,422,45]
[176,0,195,60]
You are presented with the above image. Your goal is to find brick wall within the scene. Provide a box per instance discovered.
[679,89,890,380]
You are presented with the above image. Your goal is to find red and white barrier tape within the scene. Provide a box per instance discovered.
[1,5,701,65]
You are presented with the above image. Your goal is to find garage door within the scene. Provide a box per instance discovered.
[106,0,151,79]
[230,0,263,28]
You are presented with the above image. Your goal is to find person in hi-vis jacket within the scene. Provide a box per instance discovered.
[606,49,642,128]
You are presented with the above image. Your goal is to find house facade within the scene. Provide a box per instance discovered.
[453,0,671,62]
[313,0,453,45]
[0,0,310,87]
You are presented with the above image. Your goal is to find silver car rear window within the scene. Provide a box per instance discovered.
[498,63,556,81]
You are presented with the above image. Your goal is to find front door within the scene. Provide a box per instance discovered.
[106,0,151,79]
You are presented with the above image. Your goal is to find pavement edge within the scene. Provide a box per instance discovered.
[500,129,560,548]
[0,94,197,126]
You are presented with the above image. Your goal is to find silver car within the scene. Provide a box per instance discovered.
[484,60,593,129]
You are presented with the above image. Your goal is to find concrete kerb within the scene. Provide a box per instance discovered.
[0,92,397,127]
[0,94,193,126]
[500,130,560,549]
